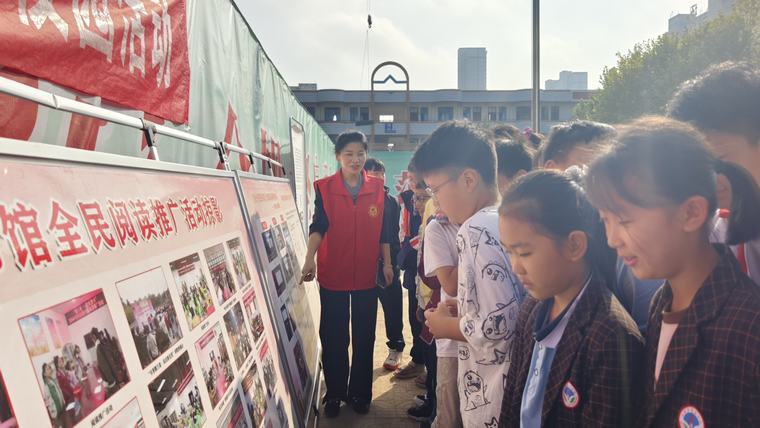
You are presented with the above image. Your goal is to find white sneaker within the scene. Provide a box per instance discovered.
[383,349,402,371]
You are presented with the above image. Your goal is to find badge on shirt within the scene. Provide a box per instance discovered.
[678,405,704,428]
[368,205,379,218]
[561,381,580,409]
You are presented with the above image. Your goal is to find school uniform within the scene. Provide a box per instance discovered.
[309,169,391,403]
[499,274,644,428]
[639,244,760,427]
[398,189,426,365]
[376,186,404,352]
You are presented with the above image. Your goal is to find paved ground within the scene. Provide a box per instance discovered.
[316,290,422,428]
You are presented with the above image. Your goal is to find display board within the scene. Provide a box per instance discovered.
[286,118,308,233]
[0,139,300,428]
[236,175,321,426]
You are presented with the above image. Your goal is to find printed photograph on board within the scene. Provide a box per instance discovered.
[19,289,130,428]
[272,265,286,297]
[241,363,267,428]
[0,373,17,428]
[280,304,294,342]
[223,303,254,370]
[226,238,252,289]
[261,229,277,263]
[260,344,277,399]
[275,398,289,428]
[169,253,215,330]
[242,290,265,345]
[280,252,295,284]
[204,244,237,305]
[195,324,234,408]
[217,392,248,428]
[148,352,205,428]
[273,225,285,255]
[116,268,183,368]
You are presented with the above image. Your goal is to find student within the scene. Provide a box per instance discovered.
[408,222,442,425]
[301,130,395,417]
[539,120,616,171]
[540,121,660,332]
[423,208,463,428]
[667,61,760,282]
[498,169,644,427]
[585,116,760,427]
[494,139,534,195]
[396,167,428,382]
[416,121,524,428]
[365,158,405,371]
[492,124,525,142]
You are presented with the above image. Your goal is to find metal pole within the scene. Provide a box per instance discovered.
[532,0,540,133]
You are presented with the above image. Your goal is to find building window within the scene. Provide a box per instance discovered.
[516,106,531,121]
[541,106,548,121]
[438,106,453,121]
[360,107,369,121]
[325,107,341,122]
[499,106,508,121]
[410,106,419,122]
[488,107,498,121]
[551,106,560,121]
[463,107,472,120]
[350,107,359,122]
[306,105,316,117]
[420,107,429,122]
[472,107,482,122]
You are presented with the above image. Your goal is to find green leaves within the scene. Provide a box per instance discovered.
[575,0,760,123]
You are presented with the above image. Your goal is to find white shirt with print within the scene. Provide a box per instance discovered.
[424,218,460,358]
[456,207,524,428]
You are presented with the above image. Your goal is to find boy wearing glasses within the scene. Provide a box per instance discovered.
[416,121,524,427]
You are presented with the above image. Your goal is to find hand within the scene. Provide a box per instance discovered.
[300,258,316,284]
[444,299,458,317]
[424,301,454,337]
[383,265,394,286]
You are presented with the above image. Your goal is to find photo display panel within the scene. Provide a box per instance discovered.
[237,175,321,424]
[0,140,298,428]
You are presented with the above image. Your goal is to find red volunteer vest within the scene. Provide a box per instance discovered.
[315,170,385,291]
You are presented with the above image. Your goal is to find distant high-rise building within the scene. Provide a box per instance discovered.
[668,0,737,34]
[545,71,588,90]
[458,48,487,90]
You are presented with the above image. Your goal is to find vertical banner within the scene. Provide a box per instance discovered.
[236,175,321,426]
[0,139,297,428]
[286,118,307,233]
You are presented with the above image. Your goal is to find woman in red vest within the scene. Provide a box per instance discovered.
[301,130,394,418]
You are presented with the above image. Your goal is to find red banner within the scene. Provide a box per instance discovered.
[0,0,190,124]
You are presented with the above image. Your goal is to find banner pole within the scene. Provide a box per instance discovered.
[141,119,161,161]
[217,141,232,171]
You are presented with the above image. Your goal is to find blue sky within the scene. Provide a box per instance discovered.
[239,0,708,90]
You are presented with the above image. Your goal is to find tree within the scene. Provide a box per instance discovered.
[575,0,760,123]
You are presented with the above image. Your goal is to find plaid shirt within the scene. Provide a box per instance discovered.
[499,274,644,427]
[640,245,760,427]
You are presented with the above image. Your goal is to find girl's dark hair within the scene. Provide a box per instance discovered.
[334,130,368,155]
[499,168,618,290]
[586,116,760,245]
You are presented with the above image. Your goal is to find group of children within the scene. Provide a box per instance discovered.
[386,61,760,428]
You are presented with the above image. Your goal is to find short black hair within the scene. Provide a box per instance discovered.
[542,120,617,165]
[334,130,368,154]
[364,158,386,172]
[667,61,760,145]
[526,131,544,149]
[411,121,497,186]
[491,124,523,141]
[495,139,534,179]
